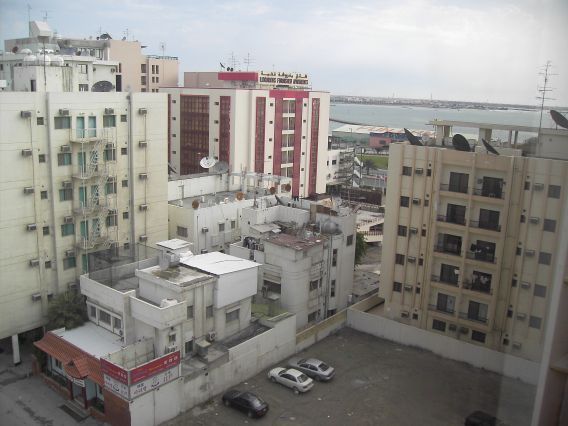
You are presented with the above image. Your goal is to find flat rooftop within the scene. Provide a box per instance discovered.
[55,322,123,359]
[428,119,568,135]
[140,263,212,287]
[157,238,192,252]
[181,252,259,275]
[263,232,324,251]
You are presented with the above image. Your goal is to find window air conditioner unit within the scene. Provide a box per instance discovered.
[407,256,416,263]
[409,227,418,235]
[459,327,469,334]
[21,149,33,157]
[139,204,148,211]
[401,311,410,318]
[201,227,209,233]
[60,145,71,153]
[62,181,73,189]
[26,223,37,231]
[533,183,544,191]
[412,198,421,205]
[520,281,531,289]
[31,293,42,301]
[415,168,423,175]
[138,108,147,115]
[139,140,147,148]
[104,108,115,115]
[23,187,35,194]
[138,173,148,180]
[516,313,526,320]
[165,344,177,353]
[20,110,32,118]
[448,324,457,331]
[68,282,78,290]
[139,235,148,242]
[404,285,413,291]
[512,341,522,349]
[59,108,69,116]
[529,217,540,224]
[63,216,74,224]
[525,249,535,257]
[29,259,40,267]
[201,249,208,254]
[206,331,217,342]
[65,249,75,258]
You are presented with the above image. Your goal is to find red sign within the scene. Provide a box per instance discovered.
[100,358,129,384]
[130,351,180,384]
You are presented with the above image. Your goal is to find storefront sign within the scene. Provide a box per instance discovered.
[104,374,130,399]
[101,358,128,384]
[130,351,180,384]
[130,366,179,399]
[258,71,309,88]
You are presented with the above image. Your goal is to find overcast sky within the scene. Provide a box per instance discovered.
[1,0,567,105]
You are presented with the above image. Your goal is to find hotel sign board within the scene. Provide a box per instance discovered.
[101,350,181,400]
[258,71,309,89]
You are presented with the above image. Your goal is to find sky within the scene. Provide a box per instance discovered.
[1,0,567,105]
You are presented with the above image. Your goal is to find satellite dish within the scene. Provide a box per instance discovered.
[92,80,114,92]
[404,128,423,146]
[236,192,244,201]
[191,200,199,209]
[481,138,500,155]
[550,110,568,130]
[452,134,472,152]
[211,161,229,174]
[200,157,217,169]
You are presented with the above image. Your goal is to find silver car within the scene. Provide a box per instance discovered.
[267,367,314,394]
[287,357,335,381]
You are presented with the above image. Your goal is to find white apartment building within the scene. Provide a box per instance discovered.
[380,134,568,362]
[0,91,169,362]
[162,71,330,198]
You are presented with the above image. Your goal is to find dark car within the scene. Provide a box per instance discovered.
[222,390,269,418]
[464,410,502,426]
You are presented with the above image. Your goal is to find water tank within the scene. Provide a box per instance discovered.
[37,54,51,65]
[23,55,37,65]
[20,48,32,55]
[321,221,340,234]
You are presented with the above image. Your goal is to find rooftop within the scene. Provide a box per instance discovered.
[157,238,192,252]
[263,232,324,251]
[181,251,259,275]
[429,119,568,135]
[54,322,123,359]
[141,263,211,287]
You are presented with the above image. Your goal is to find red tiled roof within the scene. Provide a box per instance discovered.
[34,332,104,386]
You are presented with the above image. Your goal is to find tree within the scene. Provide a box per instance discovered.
[47,291,88,330]
[355,232,368,266]
[363,159,375,175]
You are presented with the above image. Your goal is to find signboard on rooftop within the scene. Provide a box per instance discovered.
[258,71,309,89]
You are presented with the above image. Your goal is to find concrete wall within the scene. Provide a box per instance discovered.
[129,378,181,426]
[346,309,540,385]
[296,309,347,352]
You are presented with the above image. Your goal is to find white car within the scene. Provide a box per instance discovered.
[267,367,314,395]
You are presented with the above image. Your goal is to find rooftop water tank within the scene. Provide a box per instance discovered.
[23,55,37,64]
[37,54,51,65]
[20,48,33,55]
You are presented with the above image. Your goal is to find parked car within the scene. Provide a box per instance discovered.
[267,367,314,394]
[222,389,269,418]
[287,357,335,381]
[464,410,502,426]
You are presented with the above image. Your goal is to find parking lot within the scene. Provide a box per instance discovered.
[165,327,535,426]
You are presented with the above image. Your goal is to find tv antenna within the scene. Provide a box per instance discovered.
[227,52,239,70]
[536,61,556,136]
[160,42,166,56]
[41,10,50,22]
[243,53,254,71]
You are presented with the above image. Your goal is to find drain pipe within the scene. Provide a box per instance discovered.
[128,92,136,252]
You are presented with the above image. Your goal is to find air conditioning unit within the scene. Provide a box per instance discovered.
[516,313,527,320]
[104,108,115,115]
[60,145,71,153]
[63,216,74,224]
[412,198,421,205]
[138,108,147,115]
[139,140,147,148]
[201,227,209,233]
[512,341,522,349]
[401,311,410,318]
[23,187,35,194]
[65,249,75,258]
[448,324,457,331]
[62,181,73,189]
[520,281,531,289]
[20,110,32,118]
[201,249,208,254]
[404,285,413,291]
[409,227,418,235]
[459,327,469,334]
[138,173,148,180]
[529,217,540,224]
[139,204,148,211]
[26,223,37,231]
[31,293,42,301]
[68,282,78,290]
[407,256,416,263]
[165,344,177,354]
[29,259,40,267]
[47,292,53,300]
[107,176,116,183]
[139,235,148,242]
[206,331,217,342]
[59,108,69,116]
[21,149,33,157]
[533,183,544,191]
[525,249,535,257]
[415,168,423,175]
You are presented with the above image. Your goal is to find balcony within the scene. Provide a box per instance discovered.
[462,278,492,295]
[459,311,488,324]
[440,183,468,194]
[472,188,504,200]
[428,304,455,315]
[73,201,107,216]
[434,244,462,257]
[437,215,466,226]
[430,274,459,287]
[466,251,496,264]
[469,220,501,232]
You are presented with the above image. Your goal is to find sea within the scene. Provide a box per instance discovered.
[329,103,557,141]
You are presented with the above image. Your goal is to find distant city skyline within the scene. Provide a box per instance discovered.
[1,0,567,105]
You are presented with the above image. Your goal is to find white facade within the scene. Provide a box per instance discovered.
[0,91,168,345]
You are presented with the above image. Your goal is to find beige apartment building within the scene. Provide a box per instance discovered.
[379,140,567,362]
[0,91,169,361]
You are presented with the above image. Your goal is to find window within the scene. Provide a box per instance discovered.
[78,64,87,74]
[307,311,317,322]
[524,181,530,190]
[185,340,193,354]
[543,219,556,232]
[468,301,488,322]
[332,249,338,266]
[421,229,427,237]
[54,359,62,369]
[538,252,552,265]
[79,84,89,92]
[400,196,409,207]
[471,330,486,343]
[427,168,432,177]
[346,235,353,246]
[397,225,407,237]
[57,153,71,166]
[90,305,96,318]
[59,188,73,201]
[219,223,225,232]
[38,154,46,163]
[516,247,522,256]
[103,146,116,161]
[113,317,122,330]
[61,223,74,236]
[123,212,129,220]
[393,282,402,292]
[534,284,546,298]
[121,179,128,187]
[121,147,127,155]
[520,214,526,223]
[432,319,446,332]
[309,280,319,291]
[121,114,127,122]
[395,254,405,265]
[177,226,188,237]
[54,117,71,129]
[45,260,51,269]
[187,305,194,319]
[548,184,561,199]
[40,191,48,200]
[448,172,469,193]
[36,117,44,125]
[106,212,117,227]
[141,63,147,73]
[99,310,111,325]
[63,257,76,270]
[330,280,336,297]
[168,334,176,344]
[206,305,213,318]
[529,316,542,329]
[231,220,236,229]
[226,309,239,323]
[103,115,116,128]
[105,181,117,195]
[402,166,412,176]
[141,75,147,85]
[42,226,49,236]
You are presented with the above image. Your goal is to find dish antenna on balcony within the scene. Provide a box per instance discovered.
[452,134,472,152]
[404,128,423,146]
[481,138,500,155]
[200,156,217,169]
[550,110,568,130]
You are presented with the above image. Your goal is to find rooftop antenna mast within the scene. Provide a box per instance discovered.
[243,53,254,71]
[536,61,556,138]
[27,4,32,36]
[228,52,239,71]
[41,10,49,22]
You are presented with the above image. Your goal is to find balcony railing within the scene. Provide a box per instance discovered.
[430,274,459,287]
[440,183,468,194]
[428,304,455,315]
[462,279,492,295]
[434,244,462,257]
[459,311,488,324]
[466,251,496,264]
[472,188,504,199]
[437,215,466,226]
[469,220,501,232]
